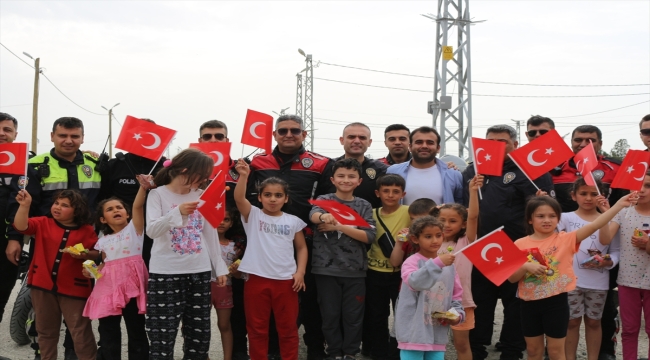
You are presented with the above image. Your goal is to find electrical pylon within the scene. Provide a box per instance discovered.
[424,0,483,160]
[295,74,303,119]
[297,49,315,152]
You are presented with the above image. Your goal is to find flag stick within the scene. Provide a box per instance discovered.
[241,144,245,158]
[22,143,29,190]
[453,226,505,255]
[507,154,541,192]
[148,138,176,175]
[590,172,601,196]
[469,140,483,200]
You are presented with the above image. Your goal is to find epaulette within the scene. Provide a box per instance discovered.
[602,157,622,166]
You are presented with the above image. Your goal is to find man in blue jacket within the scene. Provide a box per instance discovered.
[387,126,463,204]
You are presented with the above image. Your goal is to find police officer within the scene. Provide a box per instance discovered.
[247,114,331,360]
[462,125,554,360]
[325,122,388,208]
[525,115,555,142]
[378,124,411,166]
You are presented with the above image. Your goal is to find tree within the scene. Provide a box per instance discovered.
[609,139,630,160]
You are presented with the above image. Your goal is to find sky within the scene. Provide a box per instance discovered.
[1,0,649,161]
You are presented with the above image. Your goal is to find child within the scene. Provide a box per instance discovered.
[145,149,229,360]
[608,174,650,360]
[212,208,244,360]
[233,158,308,360]
[508,193,635,360]
[82,174,152,359]
[13,189,98,360]
[558,178,619,360]
[394,216,465,360]
[437,174,482,360]
[389,197,438,268]
[309,158,376,360]
[362,174,408,360]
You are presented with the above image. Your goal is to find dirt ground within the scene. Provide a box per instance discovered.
[0,281,647,359]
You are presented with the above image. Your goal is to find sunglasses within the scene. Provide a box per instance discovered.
[201,133,226,141]
[527,129,549,137]
[641,129,650,136]
[277,128,302,136]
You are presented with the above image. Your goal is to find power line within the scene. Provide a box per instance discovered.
[315,78,650,98]
[319,61,650,87]
[551,100,650,118]
[0,43,34,69]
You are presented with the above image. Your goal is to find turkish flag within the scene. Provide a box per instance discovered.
[472,137,506,176]
[241,109,273,154]
[508,129,573,180]
[198,172,227,228]
[0,142,29,176]
[115,116,177,161]
[309,199,371,227]
[459,228,528,286]
[573,142,598,186]
[189,142,232,180]
[610,150,650,191]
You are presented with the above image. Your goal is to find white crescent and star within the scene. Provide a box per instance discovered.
[480,243,504,264]
[141,132,162,149]
[0,151,16,166]
[250,122,265,139]
[634,162,649,181]
[210,151,224,167]
[331,208,357,222]
[527,149,548,167]
[475,148,484,165]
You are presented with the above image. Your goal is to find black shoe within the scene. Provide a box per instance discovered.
[267,353,281,360]
[307,349,328,360]
[494,342,504,351]
[64,348,78,360]
[233,352,251,360]
[33,351,41,360]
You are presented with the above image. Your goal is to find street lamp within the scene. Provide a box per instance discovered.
[101,103,120,157]
[24,51,40,153]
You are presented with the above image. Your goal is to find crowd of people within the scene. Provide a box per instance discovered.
[0,111,649,360]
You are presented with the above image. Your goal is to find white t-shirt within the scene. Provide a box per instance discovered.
[239,206,307,280]
[403,165,444,205]
[612,209,650,290]
[95,222,143,262]
[557,212,619,291]
[146,185,228,279]
[220,241,237,286]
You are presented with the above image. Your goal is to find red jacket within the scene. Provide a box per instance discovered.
[18,217,98,299]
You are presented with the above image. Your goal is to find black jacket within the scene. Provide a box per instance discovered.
[99,152,165,205]
[324,156,389,209]
[462,160,555,241]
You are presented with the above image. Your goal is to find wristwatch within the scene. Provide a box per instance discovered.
[319,213,326,223]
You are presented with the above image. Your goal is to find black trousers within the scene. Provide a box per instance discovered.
[361,270,400,359]
[469,267,525,360]
[600,264,620,356]
[300,238,325,353]
[97,298,149,360]
[0,247,18,324]
[231,277,248,355]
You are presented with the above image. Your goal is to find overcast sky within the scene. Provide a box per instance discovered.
[1,1,649,160]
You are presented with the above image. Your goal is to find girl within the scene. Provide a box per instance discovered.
[558,178,618,360]
[211,208,244,360]
[145,148,229,360]
[437,175,482,360]
[233,158,308,360]
[82,174,153,359]
[508,193,635,360]
[394,216,465,360]
[14,189,98,360]
[608,174,650,360]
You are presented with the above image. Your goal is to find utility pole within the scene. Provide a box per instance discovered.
[424,1,483,160]
[101,103,120,157]
[24,52,40,153]
[511,119,521,144]
[298,48,315,152]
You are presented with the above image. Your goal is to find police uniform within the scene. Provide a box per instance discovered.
[551,156,625,212]
[462,161,555,360]
[377,152,411,166]
[324,155,388,209]
[248,146,331,357]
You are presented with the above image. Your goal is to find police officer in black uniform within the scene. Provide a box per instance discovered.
[378,124,411,166]
[462,125,555,360]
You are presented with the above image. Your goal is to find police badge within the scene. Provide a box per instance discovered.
[82,165,93,178]
[592,170,605,180]
[301,158,314,168]
[366,168,376,179]
[229,168,240,181]
[503,172,516,184]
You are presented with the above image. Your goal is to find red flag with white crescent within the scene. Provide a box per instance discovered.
[240,109,273,154]
[309,199,371,227]
[189,142,231,180]
[573,142,599,186]
[0,142,28,176]
[471,137,506,176]
[198,173,227,228]
[115,116,176,161]
[610,149,650,191]
[508,129,573,180]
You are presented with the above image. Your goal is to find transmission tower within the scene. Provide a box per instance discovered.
[424,0,483,160]
[298,49,314,152]
[295,74,303,119]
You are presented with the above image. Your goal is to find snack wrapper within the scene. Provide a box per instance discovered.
[432,308,460,321]
[447,246,454,253]
[396,233,409,242]
[634,228,645,237]
[64,243,88,255]
[83,260,102,279]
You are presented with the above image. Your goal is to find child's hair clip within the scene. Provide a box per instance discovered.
[163,159,172,168]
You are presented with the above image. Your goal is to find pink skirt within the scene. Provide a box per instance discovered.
[83,255,148,320]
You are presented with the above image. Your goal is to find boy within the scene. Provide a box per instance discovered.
[362,174,410,360]
[310,158,377,360]
[389,198,438,268]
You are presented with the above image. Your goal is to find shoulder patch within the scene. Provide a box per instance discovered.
[301,158,314,168]
[229,168,240,181]
[82,165,93,178]
[592,170,605,180]
[503,172,516,184]
[366,167,377,179]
